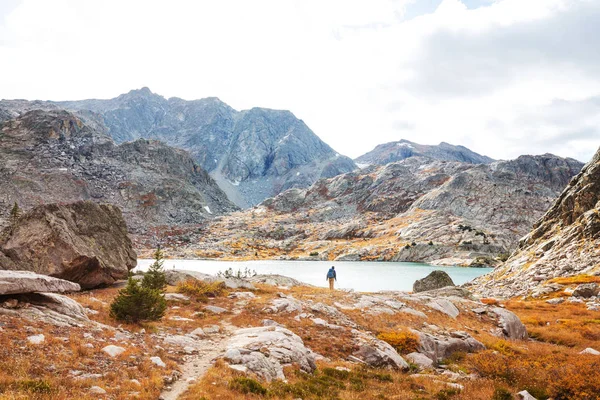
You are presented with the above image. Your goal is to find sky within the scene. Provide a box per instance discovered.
[0,0,599,162]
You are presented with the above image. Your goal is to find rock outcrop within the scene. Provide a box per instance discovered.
[0,201,136,288]
[413,271,455,293]
[0,110,237,231]
[0,271,81,295]
[355,139,494,166]
[0,88,356,208]
[473,146,600,298]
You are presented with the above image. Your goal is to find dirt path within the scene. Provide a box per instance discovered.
[159,300,248,400]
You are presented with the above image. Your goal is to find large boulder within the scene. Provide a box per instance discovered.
[224,326,317,381]
[413,271,455,293]
[0,270,80,295]
[351,331,409,370]
[413,330,485,362]
[0,201,136,288]
[490,307,528,340]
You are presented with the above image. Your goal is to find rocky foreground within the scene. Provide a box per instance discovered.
[150,153,582,267]
[1,268,600,399]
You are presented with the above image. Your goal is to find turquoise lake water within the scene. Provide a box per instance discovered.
[136,259,492,292]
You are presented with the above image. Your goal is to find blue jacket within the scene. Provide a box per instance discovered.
[326,268,336,280]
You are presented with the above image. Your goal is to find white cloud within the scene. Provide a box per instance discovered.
[0,0,598,162]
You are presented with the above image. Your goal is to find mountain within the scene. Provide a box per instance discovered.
[355,139,495,166]
[40,88,356,208]
[473,147,600,298]
[0,110,237,232]
[160,153,583,263]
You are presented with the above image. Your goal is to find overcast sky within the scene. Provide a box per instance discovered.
[1,0,599,162]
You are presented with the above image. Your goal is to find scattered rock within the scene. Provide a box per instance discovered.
[102,345,126,358]
[262,319,284,327]
[204,305,228,314]
[89,386,107,395]
[263,296,303,313]
[405,352,434,369]
[164,293,190,301]
[579,347,600,355]
[27,334,45,344]
[203,325,220,334]
[150,356,166,368]
[517,390,538,400]
[228,292,256,299]
[189,328,205,338]
[573,283,599,298]
[546,298,565,305]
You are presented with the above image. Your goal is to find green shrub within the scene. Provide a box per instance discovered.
[141,246,167,291]
[17,379,53,394]
[229,377,267,395]
[310,251,319,257]
[110,278,167,323]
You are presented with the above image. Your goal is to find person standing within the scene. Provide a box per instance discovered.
[326,266,337,290]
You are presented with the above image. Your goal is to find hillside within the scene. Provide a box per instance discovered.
[355,139,495,166]
[0,110,237,231]
[150,154,583,265]
[12,88,358,208]
[473,146,600,298]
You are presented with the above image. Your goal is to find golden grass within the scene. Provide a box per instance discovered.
[548,274,600,285]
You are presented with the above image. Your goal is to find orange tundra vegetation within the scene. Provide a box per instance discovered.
[2,279,600,399]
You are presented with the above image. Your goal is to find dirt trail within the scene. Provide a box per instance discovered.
[159,300,249,400]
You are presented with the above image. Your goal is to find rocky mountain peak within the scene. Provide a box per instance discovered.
[355,139,494,166]
[0,110,237,231]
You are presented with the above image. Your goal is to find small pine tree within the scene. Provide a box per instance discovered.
[142,246,167,291]
[110,278,167,323]
[9,202,21,226]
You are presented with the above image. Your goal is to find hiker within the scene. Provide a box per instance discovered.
[326,266,337,290]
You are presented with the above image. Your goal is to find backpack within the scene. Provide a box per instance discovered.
[327,269,335,279]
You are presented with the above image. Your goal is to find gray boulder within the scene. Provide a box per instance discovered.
[351,331,409,370]
[0,201,136,289]
[490,307,528,340]
[413,271,455,293]
[224,326,316,381]
[248,274,306,287]
[573,283,599,298]
[414,330,485,362]
[0,271,80,295]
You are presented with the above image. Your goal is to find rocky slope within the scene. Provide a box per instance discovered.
[473,146,600,298]
[15,88,357,208]
[154,153,583,265]
[0,110,237,231]
[355,139,494,166]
